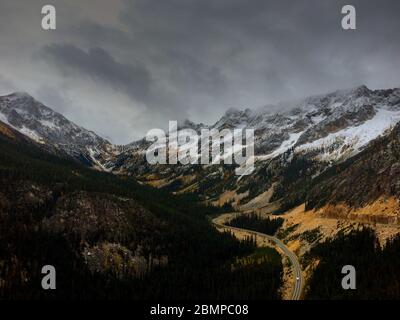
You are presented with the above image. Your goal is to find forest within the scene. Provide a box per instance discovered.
[0,132,283,299]
[227,213,284,235]
[305,228,400,299]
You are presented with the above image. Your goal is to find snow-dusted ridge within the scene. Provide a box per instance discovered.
[0,92,118,168]
[1,85,400,172]
[208,85,400,163]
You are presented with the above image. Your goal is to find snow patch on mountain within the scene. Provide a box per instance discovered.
[19,126,46,144]
[256,131,303,161]
[2,86,400,174]
[87,146,113,172]
[295,107,400,161]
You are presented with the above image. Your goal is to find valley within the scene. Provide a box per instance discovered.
[1,85,400,299]
[212,213,304,300]
[212,200,400,300]
[0,120,283,299]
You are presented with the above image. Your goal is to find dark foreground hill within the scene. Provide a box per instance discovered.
[0,121,282,299]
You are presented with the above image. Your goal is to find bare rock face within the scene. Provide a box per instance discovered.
[2,86,400,210]
[0,176,167,279]
[43,192,130,240]
[82,242,168,279]
[42,191,161,245]
[306,122,400,210]
[83,243,148,279]
[108,86,400,206]
[0,92,116,168]
[296,104,376,145]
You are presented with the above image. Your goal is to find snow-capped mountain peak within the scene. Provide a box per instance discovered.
[0,92,116,168]
[205,85,400,162]
[1,86,400,175]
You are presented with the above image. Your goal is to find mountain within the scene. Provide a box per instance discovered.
[0,120,281,299]
[0,92,117,169]
[305,120,400,219]
[212,85,400,160]
[2,86,400,211]
[2,85,400,300]
[2,108,400,302]
[112,85,400,208]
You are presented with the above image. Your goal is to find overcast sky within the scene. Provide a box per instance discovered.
[1,0,400,144]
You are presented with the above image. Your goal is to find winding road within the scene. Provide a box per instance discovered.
[212,216,304,300]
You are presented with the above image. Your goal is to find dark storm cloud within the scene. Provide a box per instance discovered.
[62,0,400,119]
[1,0,400,142]
[0,74,16,95]
[68,19,229,103]
[116,0,400,100]
[69,20,132,48]
[154,50,227,95]
[40,44,152,104]
[35,85,71,114]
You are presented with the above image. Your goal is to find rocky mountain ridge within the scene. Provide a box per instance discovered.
[2,85,400,210]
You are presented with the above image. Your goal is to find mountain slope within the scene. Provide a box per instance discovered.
[0,118,283,299]
[211,85,400,161]
[306,121,400,211]
[114,85,400,210]
[0,92,117,169]
[2,86,400,212]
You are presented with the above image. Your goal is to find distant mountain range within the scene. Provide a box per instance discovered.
[2,85,400,300]
[1,85,400,214]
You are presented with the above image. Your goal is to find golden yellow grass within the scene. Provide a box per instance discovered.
[0,123,16,140]
[282,198,400,247]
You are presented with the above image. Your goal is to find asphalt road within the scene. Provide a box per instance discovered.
[212,217,304,300]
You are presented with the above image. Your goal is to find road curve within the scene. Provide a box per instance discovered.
[212,217,304,300]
